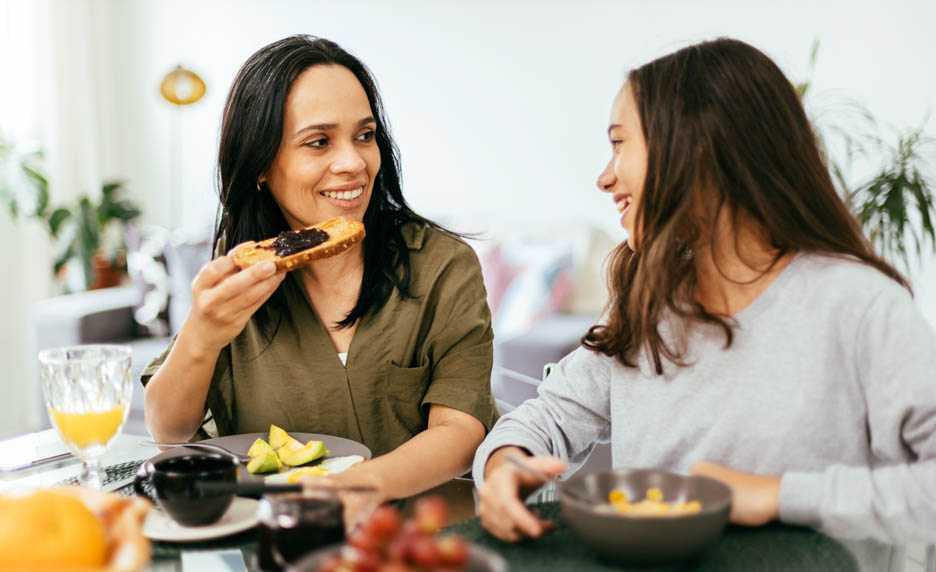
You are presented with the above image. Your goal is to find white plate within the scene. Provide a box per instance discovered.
[264,455,365,483]
[143,497,259,542]
[147,433,372,469]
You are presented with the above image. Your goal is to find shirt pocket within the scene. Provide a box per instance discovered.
[385,361,431,436]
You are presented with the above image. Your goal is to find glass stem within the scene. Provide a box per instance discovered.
[80,457,105,490]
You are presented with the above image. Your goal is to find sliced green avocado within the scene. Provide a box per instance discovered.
[246,447,282,474]
[247,438,272,458]
[269,424,291,451]
[277,438,329,467]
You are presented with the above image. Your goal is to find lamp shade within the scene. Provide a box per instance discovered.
[160,66,206,106]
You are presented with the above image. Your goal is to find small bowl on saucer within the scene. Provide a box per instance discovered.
[134,453,237,527]
[559,468,732,566]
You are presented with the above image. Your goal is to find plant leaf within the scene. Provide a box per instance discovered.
[47,208,71,236]
[53,244,74,275]
[102,180,125,197]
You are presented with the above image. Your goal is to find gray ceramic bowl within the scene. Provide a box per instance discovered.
[559,468,732,566]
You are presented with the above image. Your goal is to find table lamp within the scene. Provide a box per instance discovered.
[159,65,206,229]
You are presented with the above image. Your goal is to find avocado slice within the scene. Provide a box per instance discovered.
[277,438,330,467]
[247,438,272,458]
[247,448,282,474]
[246,439,283,474]
[269,425,291,451]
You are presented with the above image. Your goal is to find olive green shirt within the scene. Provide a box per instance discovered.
[141,223,499,456]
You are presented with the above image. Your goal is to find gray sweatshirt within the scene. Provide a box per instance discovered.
[473,253,936,567]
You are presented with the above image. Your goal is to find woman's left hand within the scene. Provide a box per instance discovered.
[690,461,781,526]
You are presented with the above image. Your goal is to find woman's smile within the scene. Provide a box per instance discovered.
[614,193,633,222]
[319,184,366,209]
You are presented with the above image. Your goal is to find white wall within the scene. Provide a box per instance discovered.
[0,0,56,437]
[109,0,936,313]
[108,0,936,229]
[1,0,934,435]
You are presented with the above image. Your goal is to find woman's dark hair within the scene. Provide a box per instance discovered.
[582,37,908,374]
[216,35,441,339]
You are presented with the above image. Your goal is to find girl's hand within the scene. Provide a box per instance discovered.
[477,449,566,542]
[183,246,286,354]
[691,461,781,526]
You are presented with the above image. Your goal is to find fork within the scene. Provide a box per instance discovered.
[505,455,590,504]
[139,441,251,463]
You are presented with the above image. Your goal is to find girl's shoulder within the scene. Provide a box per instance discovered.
[791,252,908,300]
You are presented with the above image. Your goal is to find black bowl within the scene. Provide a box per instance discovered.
[134,453,237,526]
[559,468,732,566]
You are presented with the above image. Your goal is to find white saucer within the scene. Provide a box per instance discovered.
[143,497,259,542]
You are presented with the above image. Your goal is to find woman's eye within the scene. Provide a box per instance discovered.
[357,130,376,142]
[611,139,623,148]
[306,138,328,149]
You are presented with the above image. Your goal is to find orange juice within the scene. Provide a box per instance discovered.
[50,405,127,450]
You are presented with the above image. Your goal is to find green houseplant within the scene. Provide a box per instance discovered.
[0,132,141,290]
[797,40,936,270]
[47,181,141,290]
[0,132,47,221]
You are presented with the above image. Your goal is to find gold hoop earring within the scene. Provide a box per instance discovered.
[256,181,262,191]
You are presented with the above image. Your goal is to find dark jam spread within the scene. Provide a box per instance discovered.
[261,227,330,257]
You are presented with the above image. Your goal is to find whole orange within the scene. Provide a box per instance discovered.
[0,489,108,569]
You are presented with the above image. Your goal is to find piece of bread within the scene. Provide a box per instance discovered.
[59,487,152,572]
[231,216,366,271]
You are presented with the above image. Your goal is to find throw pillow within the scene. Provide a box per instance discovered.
[478,242,520,317]
[563,226,621,315]
[486,237,574,341]
[125,225,170,337]
[163,227,214,335]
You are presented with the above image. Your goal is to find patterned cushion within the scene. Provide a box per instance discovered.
[125,225,170,337]
[163,227,213,334]
[563,226,620,315]
[479,236,573,341]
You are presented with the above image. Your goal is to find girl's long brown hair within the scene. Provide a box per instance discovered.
[582,38,908,374]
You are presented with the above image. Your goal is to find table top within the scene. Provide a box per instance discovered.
[0,431,862,572]
[0,429,151,491]
[447,502,859,572]
[142,503,861,572]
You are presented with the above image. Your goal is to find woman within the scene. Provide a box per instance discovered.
[143,35,498,503]
[474,38,936,567]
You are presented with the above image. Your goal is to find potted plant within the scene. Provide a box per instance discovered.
[797,40,936,270]
[0,132,47,221]
[47,181,142,290]
[0,132,141,290]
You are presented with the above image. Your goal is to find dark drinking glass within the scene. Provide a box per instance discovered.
[256,491,345,571]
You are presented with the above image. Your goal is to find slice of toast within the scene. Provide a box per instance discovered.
[231,216,365,271]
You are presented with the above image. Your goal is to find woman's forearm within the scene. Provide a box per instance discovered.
[342,406,485,502]
[143,325,221,442]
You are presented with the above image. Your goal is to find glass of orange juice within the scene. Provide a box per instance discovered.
[38,345,132,489]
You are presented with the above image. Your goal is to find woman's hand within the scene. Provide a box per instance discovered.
[691,461,781,526]
[477,448,566,542]
[299,468,385,533]
[182,247,286,354]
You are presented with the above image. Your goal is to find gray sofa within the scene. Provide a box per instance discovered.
[30,285,171,436]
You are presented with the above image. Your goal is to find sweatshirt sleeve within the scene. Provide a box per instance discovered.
[472,346,612,488]
[778,282,936,543]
